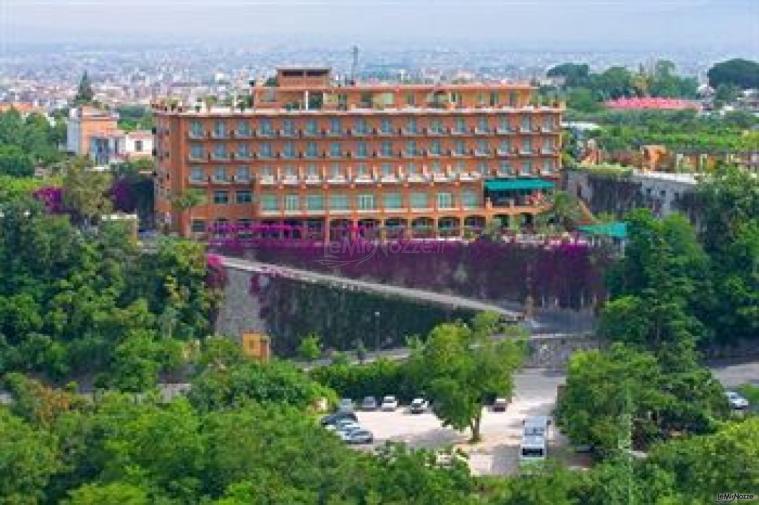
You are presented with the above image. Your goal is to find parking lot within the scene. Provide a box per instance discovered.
[349,368,585,475]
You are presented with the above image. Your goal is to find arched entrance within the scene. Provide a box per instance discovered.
[411,217,435,239]
[438,216,461,238]
[384,218,408,240]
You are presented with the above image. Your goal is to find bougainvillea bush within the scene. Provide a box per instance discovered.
[32,186,65,214]
[214,237,612,310]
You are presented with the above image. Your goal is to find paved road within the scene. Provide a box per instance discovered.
[220,255,524,320]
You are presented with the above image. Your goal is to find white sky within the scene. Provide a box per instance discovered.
[0,0,757,52]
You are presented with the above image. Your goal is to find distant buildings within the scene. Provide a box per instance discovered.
[153,67,564,239]
[604,97,701,111]
[66,106,153,165]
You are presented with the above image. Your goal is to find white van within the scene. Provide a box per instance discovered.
[519,435,547,466]
[523,416,551,438]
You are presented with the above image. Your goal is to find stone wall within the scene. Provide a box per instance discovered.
[522,333,601,369]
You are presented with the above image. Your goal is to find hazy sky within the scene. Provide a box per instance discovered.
[1,0,757,53]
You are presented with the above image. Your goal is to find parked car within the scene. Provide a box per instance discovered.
[335,421,362,434]
[338,398,354,412]
[345,429,374,444]
[381,395,399,411]
[725,391,750,410]
[409,398,428,414]
[492,397,508,412]
[361,396,378,410]
[320,411,357,426]
[326,418,361,432]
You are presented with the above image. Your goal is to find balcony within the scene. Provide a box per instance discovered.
[188,176,207,185]
[450,150,467,158]
[380,175,399,184]
[302,129,319,138]
[211,131,228,139]
[210,152,229,161]
[327,176,349,185]
[354,176,376,184]
[496,148,512,157]
[474,128,491,135]
[282,175,300,185]
[212,176,231,185]
[496,126,513,134]
[451,128,468,136]
[375,128,394,137]
[235,129,253,139]
[279,129,298,138]
[305,176,322,185]
[258,129,275,138]
[427,128,445,136]
[259,176,276,185]
[188,131,205,139]
[432,173,451,182]
[474,149,491,158]
[402,128,420,136]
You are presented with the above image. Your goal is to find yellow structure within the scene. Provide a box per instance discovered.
[241,332,271,361]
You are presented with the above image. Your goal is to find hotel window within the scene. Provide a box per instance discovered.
[213,190,229,204]
[236,190,252,204]
[260,166,273,178]
[212,144,227,160]
[307,194,324,210]
[190,121,204,138]
[357,194,376,210]
[454,139,466,155]
[261,194,278,211]
[213,120,226,138]
[499,139,510,153]
[521,160,533,175]
[498,116,511,132]
[521,115,531,132]
[406,162,418,175]
[542,137,554,153]
[380,118,393,134]
[237,120,251,137]
[190,144,204,160]
[330,194,350,211]
[478,161,489,175]
[429,139,442,156]
[429,118,443,134]
[305,141,318,158]
[462,190,480,208]
[381,163,393,177]
[477,117,489,133]
[454,117,467,134]
[282,119,295,136]
[213,167,228,182]
[437,192,454,209]
[499,160,512,174]
[356,141,368,158]
[356,163,370,178]
[329,117,342,135]
[380,140,393,157]
[476,93,486,106]
[509,91,518,107]
[410,192,428,209]
[543,159,554,173]
[281,166,296,179]
[259,143,273,158]
[190,167,205,182]
[305,119,318,135]
[405,117,418,134]
[237,143,251,159]
[543,115,554,130]
[330,164,343,179]
[284,194,299,211]
[283,141,296,159]
[259,118,273,136]
[405,140,417,156]
[489,92,499,107]
[455,161,466,173]
[306,163,319,178]
[384,192,402,209]
[134,140,143,152]
[431,160,442,173]
[354,118,369,134]
[235,166,250,182]
[191,220,206,233]
[477,139,490,154]
[522,138,532,154]
[405,93,416,106]
[330,142,342,158]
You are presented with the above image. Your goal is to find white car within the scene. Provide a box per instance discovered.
[338,398,354,412]
[381,395,399,411]
[409,398,428,414]
[725,391,749,410]
[345,429,374,445]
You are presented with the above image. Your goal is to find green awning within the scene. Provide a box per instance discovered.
[577,222,628,239]
[484,179,556,191]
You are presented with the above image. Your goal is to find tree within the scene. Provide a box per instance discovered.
[566,88,602,113]
[0,144,34,177]
[297,333,322,362]
[536,191,584,231]
[0,409,60,503]
[74,71,94,105]
[547,63,591,88]
[713,83,740,107]
[412,317,524,442]
[707,58,759,89]
[171,188,206,235]
[64,482,150,505]
[62,157,113,226]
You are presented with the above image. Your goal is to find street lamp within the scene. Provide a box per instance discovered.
[374,311,381,352]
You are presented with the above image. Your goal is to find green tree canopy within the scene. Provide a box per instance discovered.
[707,58,759,89]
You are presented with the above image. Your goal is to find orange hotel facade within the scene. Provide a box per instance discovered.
[153,68,563,241]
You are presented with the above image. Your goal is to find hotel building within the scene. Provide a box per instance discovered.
[153,68,563,240]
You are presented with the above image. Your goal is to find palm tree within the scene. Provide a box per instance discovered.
[171,188,205,236]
